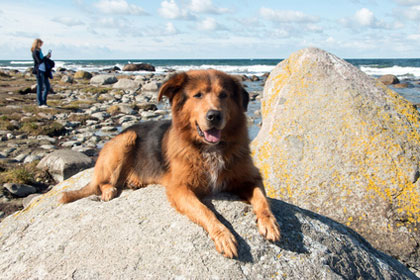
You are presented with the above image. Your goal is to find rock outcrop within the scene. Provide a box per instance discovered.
[252,47,420,271]
[122,63,156,72]
[0,169,416,279]
[37,150,93,182]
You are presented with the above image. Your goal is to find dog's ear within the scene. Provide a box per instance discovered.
[158,72,187,103]
[241,87,249,111]
[232,77,249,112]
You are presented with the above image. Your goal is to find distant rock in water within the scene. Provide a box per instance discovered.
[379,74,400,85]
[252,47,420,271]
[0,169,415,279]
[122,63,155,72]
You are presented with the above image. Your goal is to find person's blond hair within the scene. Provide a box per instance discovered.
[31,38,43,53]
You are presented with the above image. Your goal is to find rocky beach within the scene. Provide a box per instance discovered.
[0,64,265,221]
[1,52,420,278]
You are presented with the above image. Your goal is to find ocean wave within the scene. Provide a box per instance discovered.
[360,66,420,79]
[10,61,33,65]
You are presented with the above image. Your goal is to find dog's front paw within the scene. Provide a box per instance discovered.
[212,226,238,258]
[257,213,281,242]
[101,187,117,202]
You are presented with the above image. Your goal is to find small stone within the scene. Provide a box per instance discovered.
[23,154,42,163]
[4,183,36,197]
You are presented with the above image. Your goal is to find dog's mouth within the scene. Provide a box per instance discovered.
[196,123,221,144]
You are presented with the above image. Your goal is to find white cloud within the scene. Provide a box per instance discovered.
[400,5,420,20]
[189,0,229,14]
[340,8,392,29]
[52,17,84,27]
[354,8,374,26]
[96,17,130,29]
[259,7,319,23]
[9,31,40,39]
[94,0,147,16]
[198,17,217,30]
[165,22,178,34]
[395,0,420,5]
[159,0,195,20]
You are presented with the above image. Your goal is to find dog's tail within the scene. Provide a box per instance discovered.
[59,183,97,204]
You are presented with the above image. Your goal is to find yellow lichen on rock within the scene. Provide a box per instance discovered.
[252,47,420,269]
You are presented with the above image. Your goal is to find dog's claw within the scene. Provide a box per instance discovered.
[257,214,281,242]
[212,227,238,258]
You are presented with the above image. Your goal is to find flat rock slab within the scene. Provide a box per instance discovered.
[37,150,93,182]
[0,169,415,279]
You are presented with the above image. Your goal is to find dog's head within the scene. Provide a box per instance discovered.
[158,69,249,145]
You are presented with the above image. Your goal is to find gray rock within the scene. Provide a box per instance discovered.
[36,150,93,182]
[23,154,42,163]
[0,168,416,279]
[252,47,420,270]
[91,112,110,121]
[0,211,4,218]
[40,144,56,150]
[14,153,27,162]
[142,81,161,92]
[4,183,36,197]
[60,140,80,148]
[61,75,73,83]
[117,104,136,115]
[112,79,141,90]
[90,74,118,85]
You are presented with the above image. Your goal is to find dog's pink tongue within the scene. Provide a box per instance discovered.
[204,129,221,143]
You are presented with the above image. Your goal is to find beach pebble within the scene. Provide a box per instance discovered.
[61,140,81,148]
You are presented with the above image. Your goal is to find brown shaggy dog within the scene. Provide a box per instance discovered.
[60,69,280,258]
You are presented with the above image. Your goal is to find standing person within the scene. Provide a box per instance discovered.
[31,38,51,107]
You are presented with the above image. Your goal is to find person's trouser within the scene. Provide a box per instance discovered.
[36,71,50,105]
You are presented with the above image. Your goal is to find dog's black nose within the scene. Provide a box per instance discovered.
[206,110,222,125]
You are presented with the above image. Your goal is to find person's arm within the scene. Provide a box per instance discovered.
[32,50,46,65]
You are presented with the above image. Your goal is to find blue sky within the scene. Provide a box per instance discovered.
[0,0,419,59]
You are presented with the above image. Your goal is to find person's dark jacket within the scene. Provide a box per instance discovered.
[32,49,54,78]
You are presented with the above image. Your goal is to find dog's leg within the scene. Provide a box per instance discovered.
[166,185,238,258]
[239,186,280,242]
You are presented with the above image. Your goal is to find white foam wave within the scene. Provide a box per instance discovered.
[152,64,275,76]
[360,65,420,79]
[10,61,32,64]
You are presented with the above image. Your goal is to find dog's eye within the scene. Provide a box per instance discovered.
[193,92,202,98]
[219,92,228,99]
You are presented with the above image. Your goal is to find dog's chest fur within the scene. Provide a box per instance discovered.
[201,150,225,193]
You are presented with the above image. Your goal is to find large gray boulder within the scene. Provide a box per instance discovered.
[0,169,416,279]
[252,47,420,271]
[112,78,141,90]
[90,74,118,85]
[36,150,93,182]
